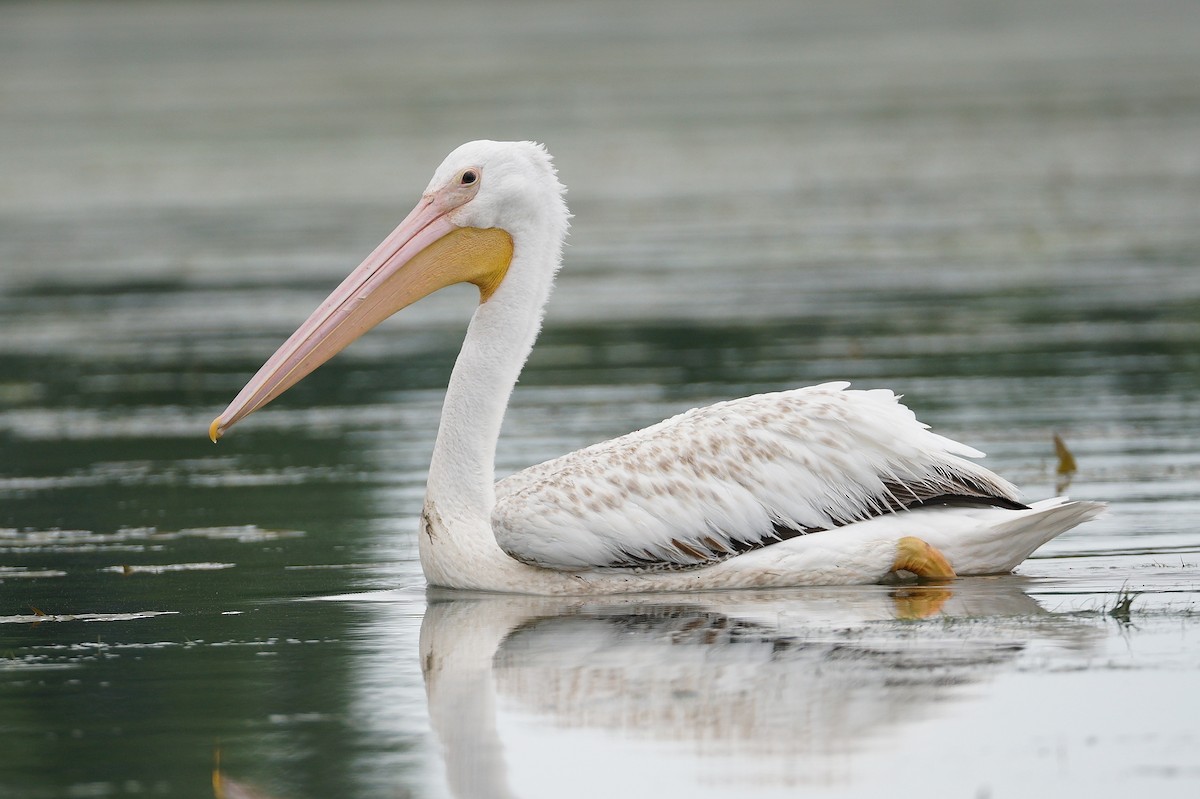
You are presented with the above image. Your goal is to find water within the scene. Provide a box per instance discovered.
[2,0,1199,796]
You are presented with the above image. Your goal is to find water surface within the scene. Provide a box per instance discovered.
[2,1,1199,797]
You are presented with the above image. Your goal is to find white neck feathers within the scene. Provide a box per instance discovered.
[424,203,567,526]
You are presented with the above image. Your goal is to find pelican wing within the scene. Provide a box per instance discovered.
[492,382,1024,571]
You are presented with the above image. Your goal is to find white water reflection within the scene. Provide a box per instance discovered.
[411,582,1094,798]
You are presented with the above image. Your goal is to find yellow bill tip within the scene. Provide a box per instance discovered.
[209,418,223,443]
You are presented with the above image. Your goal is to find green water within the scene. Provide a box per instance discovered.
[2,1,1200,797]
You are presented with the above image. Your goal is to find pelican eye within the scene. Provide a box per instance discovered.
[460,170,478,186]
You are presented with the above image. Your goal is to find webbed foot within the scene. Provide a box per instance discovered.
[891,536,956,582]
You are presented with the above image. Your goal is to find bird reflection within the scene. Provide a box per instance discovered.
[419,581,1093,798]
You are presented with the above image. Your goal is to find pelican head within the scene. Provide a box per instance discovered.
[209,140,568,442]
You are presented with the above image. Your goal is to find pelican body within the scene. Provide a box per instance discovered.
[210,141,1103,594]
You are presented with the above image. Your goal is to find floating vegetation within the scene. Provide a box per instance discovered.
[213,747,286,799]
[1053,433,1078,493]
[1108,586,1141,624]
[1053,433,1078,476]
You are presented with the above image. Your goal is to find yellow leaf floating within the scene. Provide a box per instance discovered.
[212,748,223,799]
[212,746,283,799]
[1053,433,1078,475]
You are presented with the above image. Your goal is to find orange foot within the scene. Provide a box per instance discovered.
[891,536,956,582]
[891,586,953,619]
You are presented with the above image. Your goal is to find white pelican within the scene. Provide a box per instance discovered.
[210,140,1104,594]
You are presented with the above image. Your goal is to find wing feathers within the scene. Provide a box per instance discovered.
[493,383,1020,571]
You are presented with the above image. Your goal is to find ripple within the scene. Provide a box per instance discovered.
[0,525,303,554]
[0,566,67,579]
[0,461,360,493]
[0,610,179,625]
[98,562,236,575]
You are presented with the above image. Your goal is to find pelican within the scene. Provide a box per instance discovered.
[210,140,1104,594]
